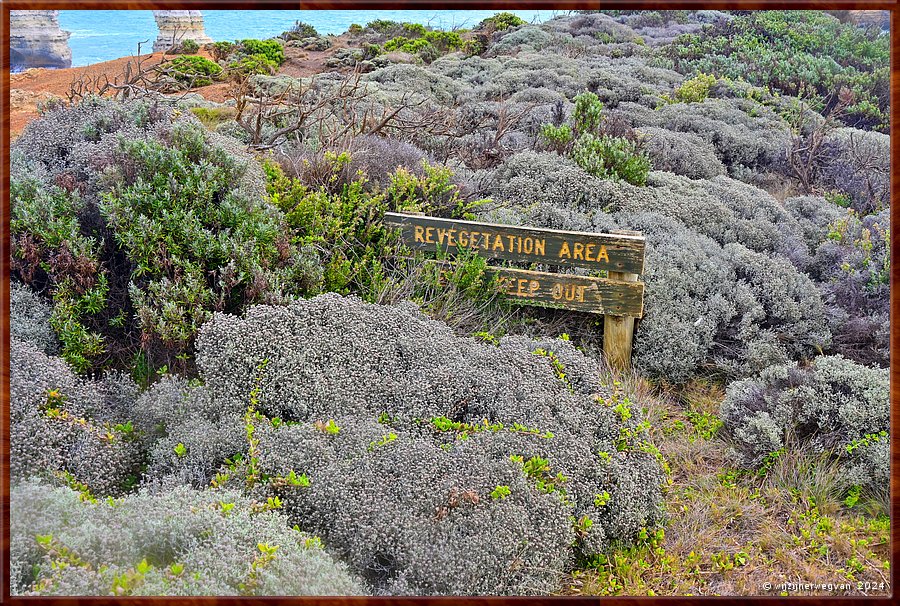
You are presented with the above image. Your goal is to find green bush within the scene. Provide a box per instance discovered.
[238,39,285,66]
[11,100,317,373]
[265,154,398,298]
[166,38,199,55]
[539,123,574,153]
[180,39,199,54]
[384,159,485,219]
[539,91,651,186]
[402,22,427,37]
[661,11,889,131]
[365,19,400,33]
[673,72,716,103]
[10,181,105,372]
[573,91,604,135]
[383,36,442,62]
[423,30,464,53]
[228,53,279,76]
[363,44,382,60]
[462,38,485,57]
[211,41,235,63]
[166,55,222,87]
[572,134,651,185]
[480,12,527,31]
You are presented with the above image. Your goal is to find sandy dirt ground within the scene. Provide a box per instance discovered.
[9,41,348,140]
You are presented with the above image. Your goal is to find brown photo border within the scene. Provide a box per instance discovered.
[0,0,896,603]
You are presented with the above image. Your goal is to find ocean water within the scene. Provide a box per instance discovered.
[59,10,563,67]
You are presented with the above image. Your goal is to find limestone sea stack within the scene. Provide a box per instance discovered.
[153,10,214,52]
[10,10,72,70]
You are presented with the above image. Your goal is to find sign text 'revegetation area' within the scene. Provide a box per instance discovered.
[384,213,645,274]
[385,212,645,317]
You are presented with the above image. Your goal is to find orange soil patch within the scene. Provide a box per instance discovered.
[9,38,351,140]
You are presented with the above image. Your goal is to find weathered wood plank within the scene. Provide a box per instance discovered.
[603,270,639,369]
[487,267,644,317]
[385,212,645,274]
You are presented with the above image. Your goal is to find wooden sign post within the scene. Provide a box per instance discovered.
[384,213,646,370]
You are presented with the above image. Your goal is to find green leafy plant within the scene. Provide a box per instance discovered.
[572,134,651,185]
[211,41,235,62]
[540,91,651,185]
[238,39,285,65]
[491,485,511,500]
[673,72,717,103]
[368,432,398,450]
[176,39,200,54]
[282,21,318,40]
[165,55,222,87]
[480,12,526,31]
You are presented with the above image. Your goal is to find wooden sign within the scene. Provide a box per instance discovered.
[384,212,647,370]
[491,267,643,317]
[383,213,645,274]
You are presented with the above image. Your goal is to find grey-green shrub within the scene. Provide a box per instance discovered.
[476,158,833,382]
[809,208,889,367]
[10,480,366,596]
[614,97,790,174]
[720,355,889,495]
[618,212,829,381]
[637,126,726,179]
[11,281,58,355]
[819,127,890,214]
[10,338,143,496]
[180,294,665,594]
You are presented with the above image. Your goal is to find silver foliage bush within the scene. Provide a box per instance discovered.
[637,126,726,180]
[186,294,666,595]
[10,281,58,355]
[719,355,889,494]
[10,480,366,596]
[10,338,143,496]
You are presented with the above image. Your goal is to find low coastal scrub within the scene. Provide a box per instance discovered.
[9,9,890,597]
[11,295,667,595]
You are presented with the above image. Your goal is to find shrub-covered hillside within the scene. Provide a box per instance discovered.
[9,10,890,596]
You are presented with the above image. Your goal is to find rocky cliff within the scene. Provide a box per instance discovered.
[10,10,72,70]
[153,10,214,52]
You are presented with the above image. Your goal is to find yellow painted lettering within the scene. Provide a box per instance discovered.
[573,242,585,260]
[414,225,425,243]
[458,231,468,247]
[551,283,563,300]
[523,237,533,255]
[425,226,435,243]
[559,241,571,259]
[535,238,546,256]
[585,243,596,262]
[597,245,609,263]
[494,234,505,251]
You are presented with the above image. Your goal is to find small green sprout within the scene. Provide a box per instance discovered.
[491,485,511,500]
[594,491,611,507]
